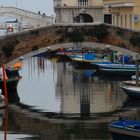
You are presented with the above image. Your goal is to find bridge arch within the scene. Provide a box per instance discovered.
[6,42,139,66]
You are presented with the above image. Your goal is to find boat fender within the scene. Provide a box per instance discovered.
[0,89,5,101]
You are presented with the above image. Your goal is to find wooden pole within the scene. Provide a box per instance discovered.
[135,60,139,86]
[2,64,8,107]
[4,108,8,140]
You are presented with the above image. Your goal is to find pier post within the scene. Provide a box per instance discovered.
[135,60,139,86]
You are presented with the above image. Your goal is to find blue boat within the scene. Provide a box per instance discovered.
[108,119,140,140]
[121,86,140,99]
[70,53,111,69]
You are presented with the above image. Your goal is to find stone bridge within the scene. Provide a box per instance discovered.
[0,23,140,65]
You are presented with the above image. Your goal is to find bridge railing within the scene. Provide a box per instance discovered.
[0,7,53,22]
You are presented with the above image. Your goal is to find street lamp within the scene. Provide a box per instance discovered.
[15,0,17,7]
[108,5,120,16]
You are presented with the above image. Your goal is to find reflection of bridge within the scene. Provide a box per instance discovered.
[0,6,53,29]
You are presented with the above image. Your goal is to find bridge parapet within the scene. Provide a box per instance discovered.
[0,6,53,27]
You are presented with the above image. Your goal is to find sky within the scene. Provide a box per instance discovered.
[0,0,54,16]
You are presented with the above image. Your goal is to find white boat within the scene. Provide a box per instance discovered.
[121,86,140,99]
[131,75,140,81]
[0,89,6,116]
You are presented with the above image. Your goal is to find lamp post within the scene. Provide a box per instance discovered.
[15,0,17,7]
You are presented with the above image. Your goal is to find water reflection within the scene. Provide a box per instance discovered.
[17,57,126,116]
[1,56,139,140]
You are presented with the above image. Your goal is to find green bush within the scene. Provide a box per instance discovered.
[1,42,15,57]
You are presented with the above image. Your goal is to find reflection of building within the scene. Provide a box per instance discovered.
[103,0,140,30]
[53,0,104,23]
[56,62,126,116]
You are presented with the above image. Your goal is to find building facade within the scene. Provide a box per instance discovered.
[53,0,104,23]
[54,0,140,30]
[103,0,140,30]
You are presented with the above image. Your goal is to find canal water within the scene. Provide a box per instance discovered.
[0,55,139,140]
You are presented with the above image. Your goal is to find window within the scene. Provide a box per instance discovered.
[78,0,88,6]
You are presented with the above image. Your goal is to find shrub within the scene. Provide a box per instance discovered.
[1,42,15,57]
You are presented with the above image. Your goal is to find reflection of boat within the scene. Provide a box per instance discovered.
[122,98,140,108]
[98,68,136,77]
[109,119,140,140]
[121,86,140,99]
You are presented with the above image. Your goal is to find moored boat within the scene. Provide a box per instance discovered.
[93,63,138,70]
[109,119,140,140]
[0,89,6,109]
[70,53,111,69]
[6,61,23,77]
[0,76,22,92]
[121,86,140,99]
[131,75,140,81]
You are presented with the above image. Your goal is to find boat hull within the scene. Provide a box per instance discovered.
[0,76,21,91]
[121,86,140,99]
[6,68,20,77]
[109,120,140,140]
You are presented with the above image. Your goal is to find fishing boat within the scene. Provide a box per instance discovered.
[109,119,140,140]
[5,68,20,77]
[70,53,111,69]
[6,61,23,77]
[121,86,140,99]
[0,76,22,91]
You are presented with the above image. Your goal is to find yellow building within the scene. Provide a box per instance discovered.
[103,0,140,30]
[53,0,140,30]
[53,0,104,23]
